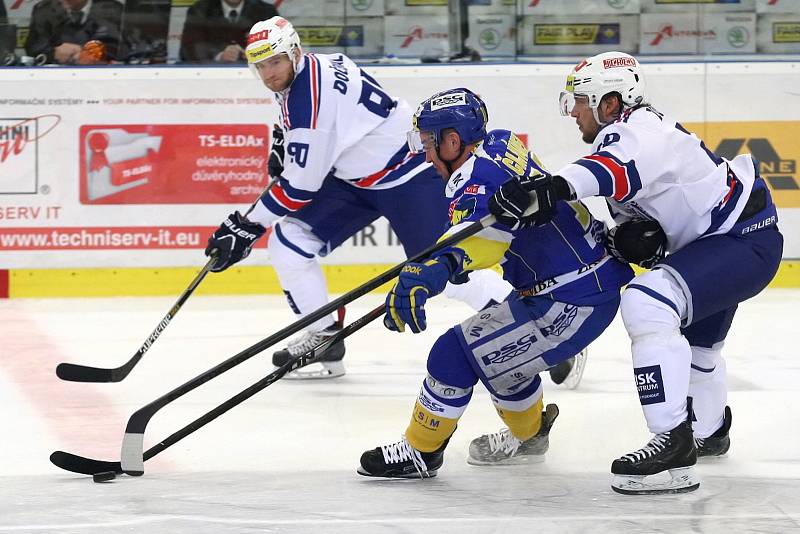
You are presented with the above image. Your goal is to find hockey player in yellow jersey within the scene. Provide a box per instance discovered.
[357,88,633,478]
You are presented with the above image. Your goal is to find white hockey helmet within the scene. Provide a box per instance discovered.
[245,16,302,80]
[559,51,646,123]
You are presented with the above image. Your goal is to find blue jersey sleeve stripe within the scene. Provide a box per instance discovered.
[574,158,615,197]
[259,192,292,217]
[285,56,314,130]
[595,151,643,203]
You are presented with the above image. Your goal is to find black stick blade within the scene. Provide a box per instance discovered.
[56,363,120,383]
[50,451,122,475]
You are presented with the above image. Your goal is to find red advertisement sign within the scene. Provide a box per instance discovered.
[79,124,271,204]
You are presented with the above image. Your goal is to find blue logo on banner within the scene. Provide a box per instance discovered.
[634,365,665,405]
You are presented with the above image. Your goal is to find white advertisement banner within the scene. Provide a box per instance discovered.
[641,0,755,13]
[640,12,756,53]
[346,0,387,16]
[522,0,642,16]
[383,14,449,58]
[271,0,347,18]
[756,0,800,13]
[290,18,384,58]
[1,62,799,270]
[385,0,447,16]
[466,14,516,58]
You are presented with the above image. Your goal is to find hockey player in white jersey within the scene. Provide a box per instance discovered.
[357,88,633,479]
[489,52,784,494]
[203,16,511,379]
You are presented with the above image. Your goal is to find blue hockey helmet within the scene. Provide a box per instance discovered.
[408,88,488,153]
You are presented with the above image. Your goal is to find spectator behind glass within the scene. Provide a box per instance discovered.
[179,0,277,63]
[24,0,123,64]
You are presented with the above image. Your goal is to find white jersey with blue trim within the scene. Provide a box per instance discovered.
[249,53,430,227]
[556,106,757,252]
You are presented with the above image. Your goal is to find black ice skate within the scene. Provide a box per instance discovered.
[272,308,346,379]
[696,406,732,458]
[358,437,448,479]
[549,348,588,390]
[611,419,699,495]
[467,403,559,466]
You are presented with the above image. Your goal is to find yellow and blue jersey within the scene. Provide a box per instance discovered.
[441,129,633,305]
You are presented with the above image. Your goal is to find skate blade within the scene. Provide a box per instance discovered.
[356,466,437,479]
[466,454,545,467]
[697,453,729,461]
[562,348,587,390]
[611,466,700,495]
[281,361,346,380]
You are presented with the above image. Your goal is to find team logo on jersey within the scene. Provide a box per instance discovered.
[449,195,477,225]
[634,365,665,405]
[430,92,467,111]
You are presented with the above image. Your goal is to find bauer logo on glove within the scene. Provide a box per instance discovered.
[205,211,266,272]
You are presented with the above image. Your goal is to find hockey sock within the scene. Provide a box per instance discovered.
[622,269,692,434]
[405,375,472,453]
[493,394,544,441]
[688,342,728,439]
[268,221,335,332]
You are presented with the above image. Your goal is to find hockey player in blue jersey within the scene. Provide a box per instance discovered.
[489,52,784,494]
[357,89,634,478]
[203,16,512,379]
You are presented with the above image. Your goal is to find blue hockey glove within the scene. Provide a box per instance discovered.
[489,172,560,230]
[205,211,266,272]
[606,220,666,269]
[384,255,458,333]
[268,124,285,178]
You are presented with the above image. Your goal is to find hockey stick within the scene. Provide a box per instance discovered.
[55,178,280,383]
[55,257,216,383]
[49,303,385,476]
[50,213,498,477]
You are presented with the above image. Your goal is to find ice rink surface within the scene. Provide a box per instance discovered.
[1,289,799,533]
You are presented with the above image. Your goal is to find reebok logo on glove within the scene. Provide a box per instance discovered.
[402,265,423,275]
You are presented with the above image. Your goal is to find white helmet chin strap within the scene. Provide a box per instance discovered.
[591,106,606,127]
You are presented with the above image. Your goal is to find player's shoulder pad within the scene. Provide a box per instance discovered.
[478,129,549,180]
